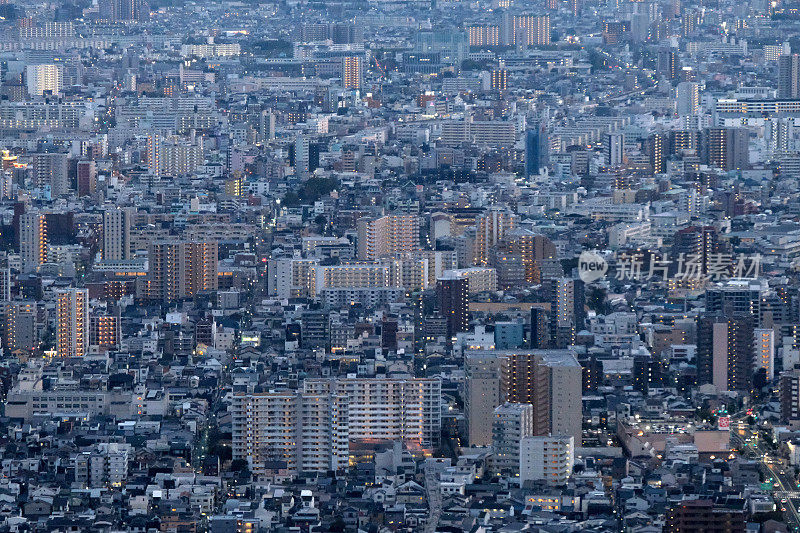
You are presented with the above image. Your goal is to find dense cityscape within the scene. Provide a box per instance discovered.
[2,0,800,531]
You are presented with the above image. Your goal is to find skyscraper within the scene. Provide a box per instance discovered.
[436,274,469,338]
[19,211,47,273]
[57,288,89,358]
[103,208,133,261]
[778,53,800,98]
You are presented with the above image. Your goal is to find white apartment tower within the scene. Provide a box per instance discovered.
[519,435,574,487]
[492,402,534,476]
[26,64,63,96]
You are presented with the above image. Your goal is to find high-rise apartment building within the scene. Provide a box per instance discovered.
[705,279,766,320]
[31,152,69,198]
[98,0,149,21]
[502,350,583,445]
[492,403,533,476]
[519,435,574,487]
[357,214,420,260]
[147,135,203,176]
[90,314,121,351]
[342,56,363,90]
[530,306,550,349]
[26,64,63,96]
[676,82,700,116]
[697,314,755,393]
[671,226,727,286]
[467,24,500,47]
[293,134,310,176]
[0,268,10,302]
[436,274,469,338]
[473,208,515,266]
[232,378,441,478]
[754,328,775,381]
[780,368,800,425]
[547,277,585,348]
[525,127,545,177]
[142,241,218,302]
[779,53,800,98]
[665,500,746,533]
[102,208,133,261]
[703,127,749,171]
[309,263,391,295]
[491,65,508,92]
[76,160,97,197]
[605,132,624,167]
[647,132,668,174]
[505,230,556,284]
[657,47,680,80]
[504,14,551,47]
[57,288,89,358]
[19,211,47,273]
[465,352,504,446]
[4,301,38,353]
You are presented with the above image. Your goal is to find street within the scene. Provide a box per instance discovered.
[731,416,800,530]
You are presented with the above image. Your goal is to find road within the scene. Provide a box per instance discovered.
[424,464,441,533]
[731,416,800,529]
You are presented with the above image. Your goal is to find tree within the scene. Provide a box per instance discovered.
[282,177,339,207]
[587,286,609,315]
[230,459,249,473]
